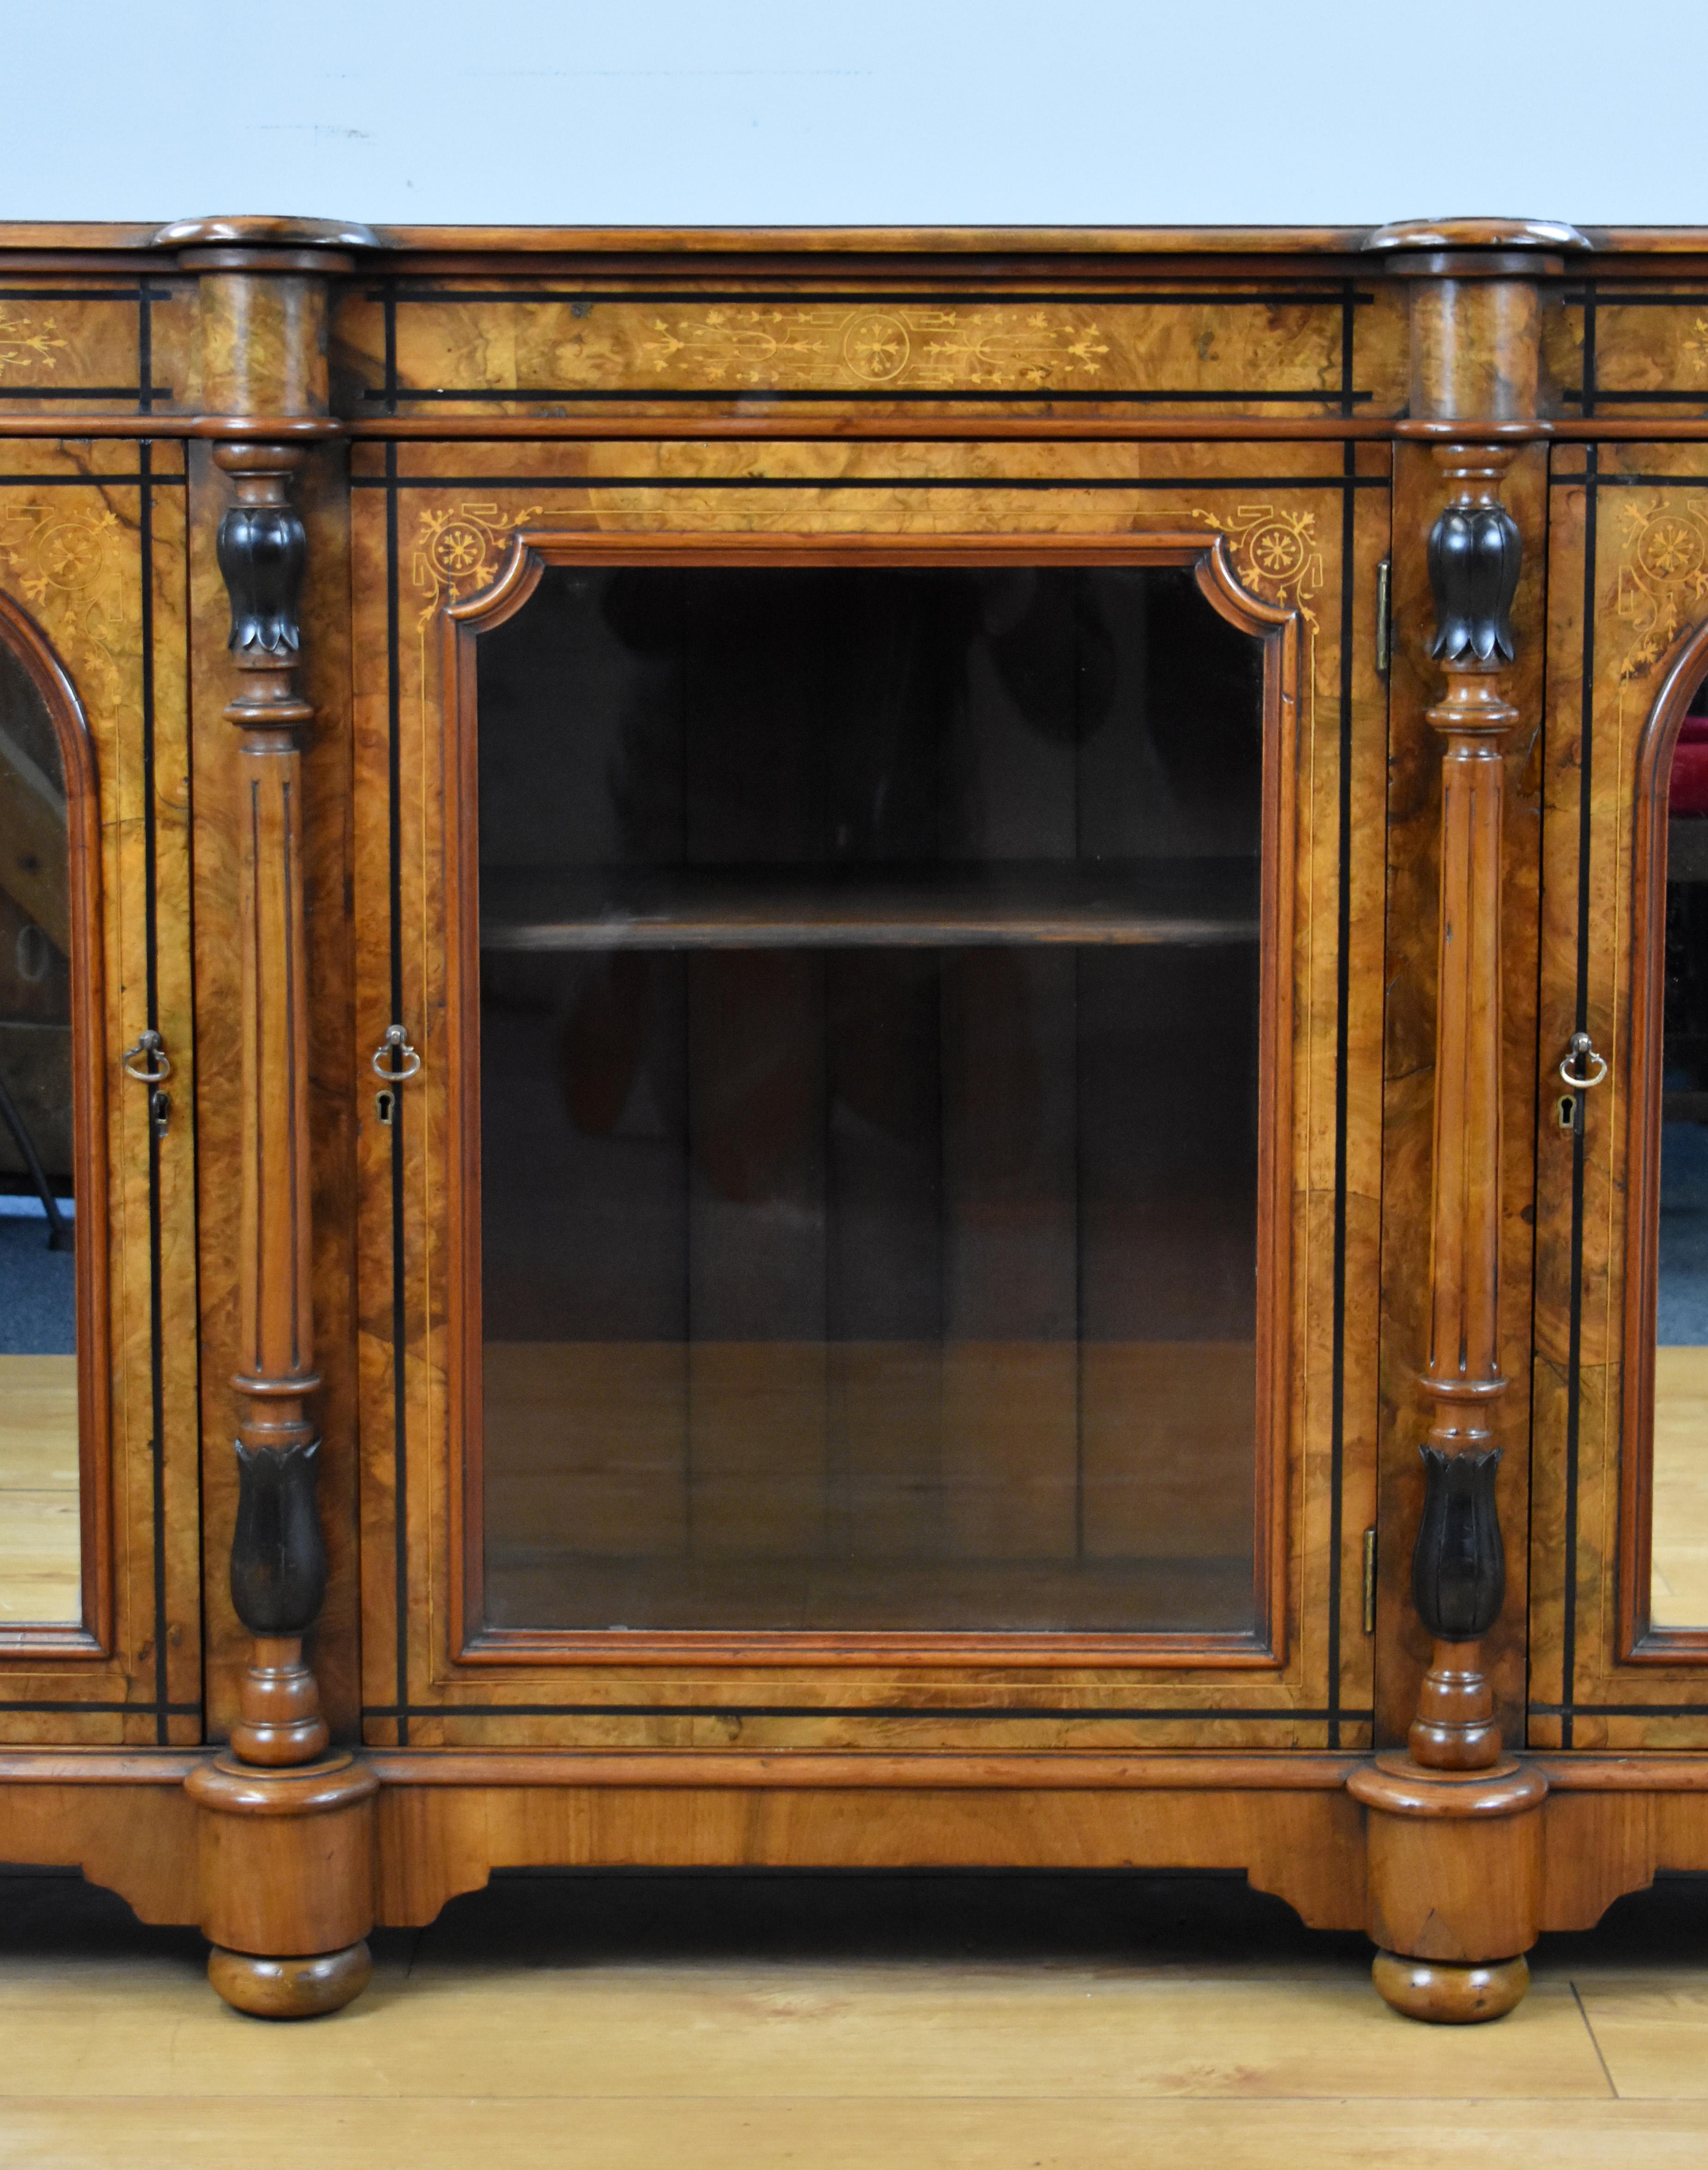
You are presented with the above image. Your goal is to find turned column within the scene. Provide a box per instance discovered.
[218,435,331,1770]
[1408,436,1523,1777]
[160,218,380,2019]
[1350,220,1587,2024]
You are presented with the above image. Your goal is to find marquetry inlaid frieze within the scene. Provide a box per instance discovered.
[1544,289,1708,419]
[336,285,1410,415]
[0,284,193,414]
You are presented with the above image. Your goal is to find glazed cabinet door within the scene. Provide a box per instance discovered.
[353,439,1390,1754]
[0,439,201,1741]
[1532,439,1708,1746]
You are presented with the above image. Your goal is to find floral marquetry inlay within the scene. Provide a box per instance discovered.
[0,500,127,714]
[1194,504,1325,632]
[637,306,1112,391]
[0,304,66,377]
[412,502,542,630]
[1617,495,1708,678]
[636,305,1111,391]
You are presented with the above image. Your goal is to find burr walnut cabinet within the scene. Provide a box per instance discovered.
[8,212,1708,2022]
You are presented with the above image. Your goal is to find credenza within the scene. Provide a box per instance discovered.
[2,212,1707,2022]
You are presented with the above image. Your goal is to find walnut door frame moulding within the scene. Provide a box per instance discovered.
[350,435,1383,1755]
[0,435,201,1745]
[438,526,1300,1674]
[1620,614,1708,1662]
[1532,439,1708,1746]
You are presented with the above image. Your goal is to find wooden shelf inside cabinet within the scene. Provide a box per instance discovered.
[478,858,1261,953]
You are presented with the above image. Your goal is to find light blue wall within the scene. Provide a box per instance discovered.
[1,0,1699,227]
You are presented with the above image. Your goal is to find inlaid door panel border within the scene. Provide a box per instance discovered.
[0,438,201,1744]
[352,435,1389,1753]
[1532,440,1708,1747]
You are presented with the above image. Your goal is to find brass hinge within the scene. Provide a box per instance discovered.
[1363,1526,1378,1635]
[1375,558,1392,678]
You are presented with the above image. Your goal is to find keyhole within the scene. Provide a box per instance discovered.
[1557,1093,1579,1134]
[376,1089,394,1126]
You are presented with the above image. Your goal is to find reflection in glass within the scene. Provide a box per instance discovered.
[476,565,1266,1636]
[0,635,80,1623]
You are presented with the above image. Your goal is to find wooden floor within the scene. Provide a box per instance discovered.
[1,1868,1708,2167]
[1654,1345,1708,1624]
[0,1353,78,1624]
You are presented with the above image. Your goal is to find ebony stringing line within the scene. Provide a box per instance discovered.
[1553,473,1708,490]
[0,286,170,302]
[378,287,1376,309]
[1560,289,1708,306]
[382,289,398,418]
[0,387,164,404]
[138,441,173,1742]
[1532,1699,1708,1718]
[1560,444,1599,1748]
[360,386,1378,409]
[351,474,1391,495]
[1582,284,1598,423]
[369,456,1388,1735]
[1327,445,1357,1745]
[359,1700,1377,1726]
[385,440,410,1746]
[137,286,152,420]
[0,1700,199,1716]
[0,473,183,489]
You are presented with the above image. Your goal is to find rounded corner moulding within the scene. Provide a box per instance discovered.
[151,213,380,252]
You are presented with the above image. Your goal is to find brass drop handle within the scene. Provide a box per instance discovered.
[371,1024,421,1082]
[121,1029,172,1137]
[121,1028,171,1084]
[1558,1031,1609,1091]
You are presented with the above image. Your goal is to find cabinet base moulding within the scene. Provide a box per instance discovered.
[8,1751,1708,2020]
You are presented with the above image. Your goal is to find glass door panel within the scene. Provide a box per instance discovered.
[473,562,1266,1638]
[1652,683,1708,1628]
[0,633,79,1624]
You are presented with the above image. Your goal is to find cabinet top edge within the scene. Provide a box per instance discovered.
[3,217,1708,278]
[0,218,1703,263]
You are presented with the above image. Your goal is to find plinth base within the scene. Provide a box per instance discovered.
[1349,1753,1548,2022]
[208,1940,373,2019]
[1372,1950,1530,2024]
[187,1749,379,2016]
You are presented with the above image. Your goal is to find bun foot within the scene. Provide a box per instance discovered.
[1371,1949,1529,2024]
[208,1940,374,2019]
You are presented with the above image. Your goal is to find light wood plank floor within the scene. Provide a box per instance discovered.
[2,1867,1708,2167]
[0,1353,79,1625]
[1654,1345,1708,1624]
